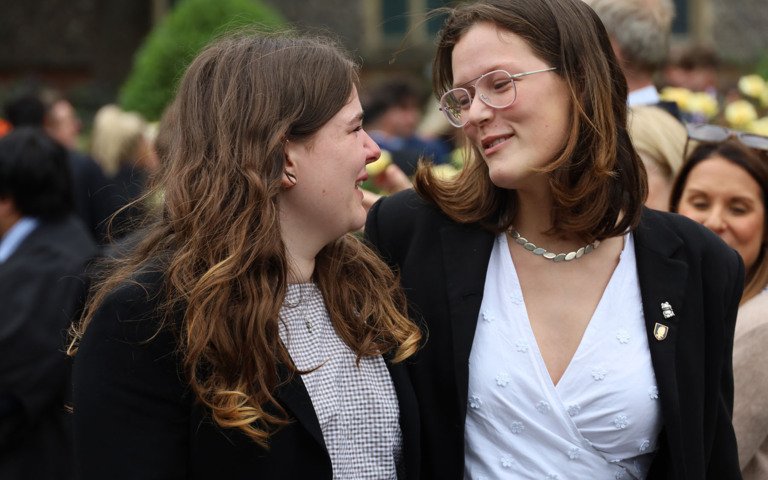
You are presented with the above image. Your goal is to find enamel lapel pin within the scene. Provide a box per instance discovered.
[654,302,675,341]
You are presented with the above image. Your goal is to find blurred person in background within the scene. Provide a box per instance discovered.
[363,76,452,175]
[3,90,119,245]
[90,104,159,240]
[583,0,681,120]
[664,44,721,96]
[628,105,688,210]
[41,91,82,151]
[0,127,97,480]
[670,127,768,480]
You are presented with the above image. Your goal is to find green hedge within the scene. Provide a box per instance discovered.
[119,0,284,120]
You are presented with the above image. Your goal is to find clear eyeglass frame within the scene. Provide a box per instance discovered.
[439,66,557,128]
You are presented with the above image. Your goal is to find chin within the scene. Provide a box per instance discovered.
[487,170,521,190]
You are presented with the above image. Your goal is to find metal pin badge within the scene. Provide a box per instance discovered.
[660,302,675,319]
[653,322,669,341]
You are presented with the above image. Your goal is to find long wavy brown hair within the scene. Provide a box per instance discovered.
[418,0,647,243]
[69,31,421,446]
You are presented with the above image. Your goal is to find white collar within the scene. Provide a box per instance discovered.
[628,85,661,107]
[0,217,39,263]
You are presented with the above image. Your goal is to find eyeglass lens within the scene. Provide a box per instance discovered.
[440,71,517,127]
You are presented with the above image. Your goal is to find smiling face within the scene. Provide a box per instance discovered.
[450,22,571,193]
[280,87,381,245]
[677,155,766,270]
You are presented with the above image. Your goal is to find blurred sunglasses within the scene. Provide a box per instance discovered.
[685,123,768,151]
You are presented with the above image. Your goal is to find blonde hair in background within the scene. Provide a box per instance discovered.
[628,105,687,210]
[90,104,148,177]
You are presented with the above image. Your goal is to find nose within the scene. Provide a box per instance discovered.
[702,207,726,234]
[364,130,381,164]
[466,91,493,127]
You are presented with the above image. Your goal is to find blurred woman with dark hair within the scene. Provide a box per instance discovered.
[671,127,768,479]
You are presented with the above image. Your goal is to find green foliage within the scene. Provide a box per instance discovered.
[757,50,768,81]
[119,0,284,120]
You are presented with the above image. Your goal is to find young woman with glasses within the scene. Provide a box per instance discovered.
[670,129,768,479]
[68,31,422,479]
[365,0,743,478]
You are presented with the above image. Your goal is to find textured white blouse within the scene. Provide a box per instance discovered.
[464,233,662,480]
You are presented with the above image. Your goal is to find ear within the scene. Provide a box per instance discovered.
[281,139,301,188]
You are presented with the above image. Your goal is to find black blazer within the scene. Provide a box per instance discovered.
[0,215,96,480]
[72,270,420,479]
[365,189,743,480]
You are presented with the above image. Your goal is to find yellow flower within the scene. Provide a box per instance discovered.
[725,99,758,128]
[738,74,767,99]
[365,150,392,176]
[748,116,768,136]
[685,92,719,119]
[660,86,693,111]
[761,87,768,109]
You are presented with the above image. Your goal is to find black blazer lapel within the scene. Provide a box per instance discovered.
[273,366,327,451]
[440,222,495,419]
[634,209,688,478]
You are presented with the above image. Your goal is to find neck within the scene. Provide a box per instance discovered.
[512,186,554,237]
[511,187,587,250]
[625,73,655,95]
[281,231,319,284]
[279,208,321,284]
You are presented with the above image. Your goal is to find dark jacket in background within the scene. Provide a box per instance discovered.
[67,150,120,244]
[0,215,97,480]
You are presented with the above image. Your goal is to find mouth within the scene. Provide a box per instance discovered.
[481,135,513,154]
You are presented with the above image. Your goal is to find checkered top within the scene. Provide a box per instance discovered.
[278,283,402,479]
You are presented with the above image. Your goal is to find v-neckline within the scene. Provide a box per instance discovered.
[499,232,631,389]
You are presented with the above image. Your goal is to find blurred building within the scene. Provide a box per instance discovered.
[1,0,766,111]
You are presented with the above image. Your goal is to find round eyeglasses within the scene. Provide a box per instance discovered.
[439,66,557,128]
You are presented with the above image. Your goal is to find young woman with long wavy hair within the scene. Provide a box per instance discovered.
[69,31,421,479]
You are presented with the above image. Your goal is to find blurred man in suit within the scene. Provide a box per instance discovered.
[0,127,97,479]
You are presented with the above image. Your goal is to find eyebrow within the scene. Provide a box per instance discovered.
[348,112,364,125]
[454,64,507,88]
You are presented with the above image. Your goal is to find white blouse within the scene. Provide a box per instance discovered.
[464,233,662,480]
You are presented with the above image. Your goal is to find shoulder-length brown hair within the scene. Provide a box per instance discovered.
[70,31,420,446]
[417,0,647,242]
[670,139,768,303]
